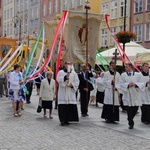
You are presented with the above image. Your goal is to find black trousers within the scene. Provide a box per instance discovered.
[80,90,90,115]
[26,82,33,102]
[120,94,126,111]
[126,106,138,127]
[141,104,150,123]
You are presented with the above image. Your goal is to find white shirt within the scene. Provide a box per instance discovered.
[9,71,22,90]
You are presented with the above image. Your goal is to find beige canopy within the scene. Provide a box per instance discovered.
[135,52,150,65]
[96,42,150,66]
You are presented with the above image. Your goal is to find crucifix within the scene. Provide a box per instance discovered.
[112,49,119,112]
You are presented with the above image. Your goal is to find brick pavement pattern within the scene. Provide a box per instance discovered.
[1,89,150,150]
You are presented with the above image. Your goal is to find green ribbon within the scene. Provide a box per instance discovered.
[24,25,43,80]
[96,51,110,71]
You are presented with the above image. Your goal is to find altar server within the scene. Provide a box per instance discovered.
[57,61,79,126]
[140,63,150,125]
[101,61,120,123]
[120,63,145,129]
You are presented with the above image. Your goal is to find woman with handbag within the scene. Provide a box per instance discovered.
[39,72,56,119]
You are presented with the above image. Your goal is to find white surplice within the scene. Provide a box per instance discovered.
[120,72,145,106]
[140,73,150,104]
[57,70,79,105]
[96,77,105,92]
[103,71,120,105]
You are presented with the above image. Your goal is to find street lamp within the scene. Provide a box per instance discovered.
[122,0,127,71]
[12,15,22,46]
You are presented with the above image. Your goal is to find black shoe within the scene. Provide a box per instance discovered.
[81,114,86,117]
[61,122,65,126]
[65,122,70,125]
[144,122,150,125]
[129,126,133,129]
[26,101,31,104]
[85,114,89,116]
[110,120,116,123]
[105,119,111,123]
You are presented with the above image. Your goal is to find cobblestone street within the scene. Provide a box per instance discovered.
[0,89,150,150]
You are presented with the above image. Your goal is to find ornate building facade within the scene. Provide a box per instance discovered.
[130,0,150,49]
[0,0,2,36]
[99,0,130,48]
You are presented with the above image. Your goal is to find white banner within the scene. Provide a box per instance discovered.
[67,11,102,67]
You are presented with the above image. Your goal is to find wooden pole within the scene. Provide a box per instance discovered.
[122,0,127,71]
[85,5,89,67]
[112,49,119,112]
[85,1,90,112]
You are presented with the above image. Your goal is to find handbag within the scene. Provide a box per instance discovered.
[37,103,42,113]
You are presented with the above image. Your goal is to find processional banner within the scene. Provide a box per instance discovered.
[44,21,68,69]
[67,11,102,67]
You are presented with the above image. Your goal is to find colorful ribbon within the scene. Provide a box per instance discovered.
[27,10,68,81]
[105,14,140,72]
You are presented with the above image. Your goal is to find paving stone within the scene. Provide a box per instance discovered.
[0,89,150,150]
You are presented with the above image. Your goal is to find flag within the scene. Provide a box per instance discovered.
[67,11,102,67]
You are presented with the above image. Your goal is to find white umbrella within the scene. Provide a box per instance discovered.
[96,42,150,66]
[135,52,150,65]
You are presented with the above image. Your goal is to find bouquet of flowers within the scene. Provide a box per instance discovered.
[115,31,137,43]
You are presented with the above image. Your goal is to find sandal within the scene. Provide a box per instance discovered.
[14,113,19,117]
[17,112,22,116]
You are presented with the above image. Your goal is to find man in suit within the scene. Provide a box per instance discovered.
[78,64,93,117]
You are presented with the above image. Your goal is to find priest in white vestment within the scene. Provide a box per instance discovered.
[101,61,120,123]
[140,63,150,124]
[57,62,79,126]
[120,63,145,129]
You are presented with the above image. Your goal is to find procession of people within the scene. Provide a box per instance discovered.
[1,60,150,130]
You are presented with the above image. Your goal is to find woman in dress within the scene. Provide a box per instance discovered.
[39,72,56,119]
[9,64,25,117]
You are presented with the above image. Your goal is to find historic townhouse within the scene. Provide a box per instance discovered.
[130,0,150,49]
[100,0,130,48]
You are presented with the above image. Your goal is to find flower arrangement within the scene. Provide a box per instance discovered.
[115,31,137,43]
[84,3,91,9]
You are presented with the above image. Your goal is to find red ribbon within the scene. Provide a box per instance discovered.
[27,11,68,81]
[105,14,140,72]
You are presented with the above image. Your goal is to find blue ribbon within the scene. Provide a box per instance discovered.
[12,72,29,94]
[80,72,93,85]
